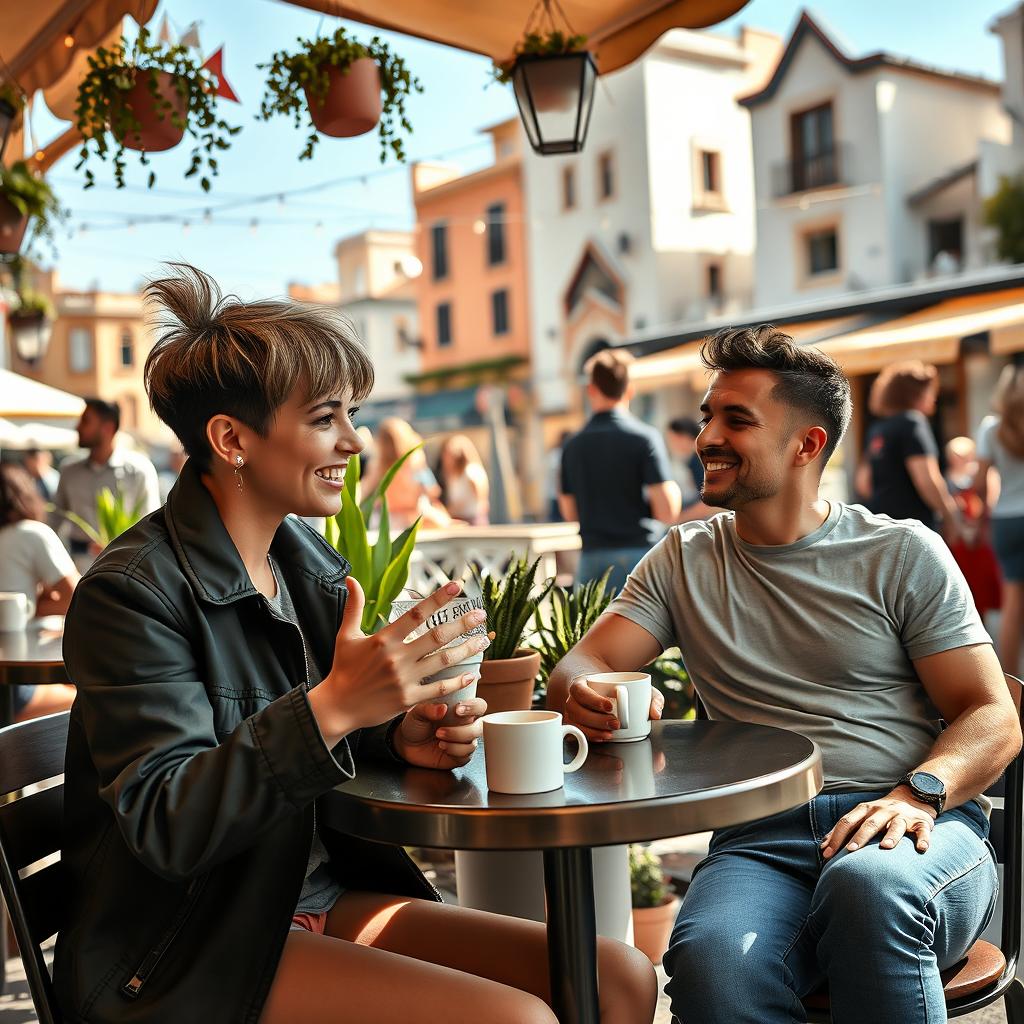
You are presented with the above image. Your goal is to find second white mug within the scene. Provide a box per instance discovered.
[587,671,653,743]
[483,710,588,794]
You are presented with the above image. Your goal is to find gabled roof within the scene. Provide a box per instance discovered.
[907,160,979,207]
[739,10,1000,108]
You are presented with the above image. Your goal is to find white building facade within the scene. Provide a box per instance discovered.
[745,13,1011,309]
[521,25,782,416]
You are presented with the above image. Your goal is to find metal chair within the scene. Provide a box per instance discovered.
[803,672,1024,1021]
[0,711,69,1024]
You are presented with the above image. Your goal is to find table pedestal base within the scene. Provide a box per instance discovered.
[543,847,600,1024]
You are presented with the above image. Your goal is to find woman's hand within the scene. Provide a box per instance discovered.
[307,579,489,746]
[392,697,488,770]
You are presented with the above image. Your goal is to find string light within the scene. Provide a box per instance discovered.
[127,220,136,232]
[249,218,259,235]
[472,218,486,235]
[34,149,45,162]
[203,208,213,224]
[277,193,286,209]
[64,33,75,48]
[79,223,89,235]
[314,221,324,235]
[182,219,191,235]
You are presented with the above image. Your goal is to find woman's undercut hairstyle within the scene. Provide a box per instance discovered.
[700,325,852,467]
[144,263,374,471]
[869,360,938,417]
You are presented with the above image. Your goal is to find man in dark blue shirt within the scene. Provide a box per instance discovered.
[559,349,680,591]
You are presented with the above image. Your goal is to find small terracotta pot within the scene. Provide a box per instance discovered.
[304,58,382,138]
[0,195,28,255]
[632,894,680,965]
[478,648,541,716]
[118,70,186,153]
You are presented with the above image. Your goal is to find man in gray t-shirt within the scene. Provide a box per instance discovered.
[548,326,1021,1024]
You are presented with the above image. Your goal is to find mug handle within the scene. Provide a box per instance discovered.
[562,725,589,774]
[614,684,630,731]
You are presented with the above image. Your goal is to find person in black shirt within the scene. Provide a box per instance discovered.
[559,349,680,591]
[857,361,960,540]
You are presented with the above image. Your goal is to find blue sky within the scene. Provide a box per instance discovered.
[32,0,1017,297]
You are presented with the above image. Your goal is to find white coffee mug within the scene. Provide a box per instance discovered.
[483,710,589,794]
[587,672,653,743]
[0,592,29,632]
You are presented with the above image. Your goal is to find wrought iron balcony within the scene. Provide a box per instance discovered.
[772,143,850,197]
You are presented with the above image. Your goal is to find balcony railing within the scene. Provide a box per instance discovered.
[772,143,850,197]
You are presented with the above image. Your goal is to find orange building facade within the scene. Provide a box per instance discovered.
[412,120,531,379]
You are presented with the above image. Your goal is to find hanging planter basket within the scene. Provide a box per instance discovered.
[117,70,187,153]
[0,196,29,256]
[304,58,382,138]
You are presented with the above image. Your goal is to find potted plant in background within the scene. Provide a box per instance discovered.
[472,555,552,714]
[7,288,56,364]
[75,27,240,190]
[629,844,680,965]
[323,447,421,634]
[0,161,65,256]
[259,26,422,163]
[59,487,145,552]
[532,568,614,706]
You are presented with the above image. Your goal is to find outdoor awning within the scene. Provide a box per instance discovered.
[0,369,85,419]
[816,289,1024,375]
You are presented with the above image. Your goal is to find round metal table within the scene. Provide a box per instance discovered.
[0,618,68,728]
[321,719,822,1024]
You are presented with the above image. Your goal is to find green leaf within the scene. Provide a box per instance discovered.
[374,518,421,629]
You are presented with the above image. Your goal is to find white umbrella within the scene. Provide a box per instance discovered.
[11,422,80,451]
[0,369,85,419]
[0,416,24,447]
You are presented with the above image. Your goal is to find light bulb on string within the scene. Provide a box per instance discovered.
[249,218,259,235]
[277,193,286,209]
[127,220,136,233]
[472,219,486,235]
[314,221,324,236]
[64,33,75,48]
[182,220,191,236]
[79,223,89,236]
[203,209,212,225]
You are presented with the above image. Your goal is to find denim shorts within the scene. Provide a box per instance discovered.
[993,515,1024,582]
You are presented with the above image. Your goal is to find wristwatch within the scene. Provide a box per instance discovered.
[897,770,946,815]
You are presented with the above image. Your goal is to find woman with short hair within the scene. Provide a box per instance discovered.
[976,363,1024,674]
[53,263,655,1024]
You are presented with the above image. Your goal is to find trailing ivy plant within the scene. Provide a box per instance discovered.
[74,27,240,190]
[492,30,588,85]
[258,26,422,162]
[9,288,56,321]
[0,161,67,255]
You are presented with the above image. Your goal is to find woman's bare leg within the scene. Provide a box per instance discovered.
[1001,582,1023,676]
[14,684,76,722]
[324,891,657,1024]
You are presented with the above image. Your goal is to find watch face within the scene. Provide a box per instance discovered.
[911,772,945,796]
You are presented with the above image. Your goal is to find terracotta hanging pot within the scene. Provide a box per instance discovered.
[478,648,541,715]
[0,196,29,255]
[304,58,382,138]
[631,894,680,965]
[118,70,186,153]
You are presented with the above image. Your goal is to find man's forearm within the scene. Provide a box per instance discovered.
[546,649,615,710]
[910,700,1022,810]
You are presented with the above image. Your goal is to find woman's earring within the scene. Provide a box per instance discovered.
[234,454,244,493]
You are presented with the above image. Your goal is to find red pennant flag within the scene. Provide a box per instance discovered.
[202,47,240,103]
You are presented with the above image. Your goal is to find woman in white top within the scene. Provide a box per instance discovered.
[0,461,80,720]
[975,364,1024,675]
[440,434,490,526]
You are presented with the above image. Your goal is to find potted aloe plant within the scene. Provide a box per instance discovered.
[259,26,422,162]
[323,446,421,634]
[0,161,65,256]
[74,27,240,190]
[60,487,145,551]
[533,568,614,705]
[629,844,680,965]
[7,288,56,364]
[472,555,553,714]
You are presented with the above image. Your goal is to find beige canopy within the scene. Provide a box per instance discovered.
[0,369,85,419]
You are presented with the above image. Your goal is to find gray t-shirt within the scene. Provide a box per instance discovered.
[978,415,1024,518]
[608,502,991,793]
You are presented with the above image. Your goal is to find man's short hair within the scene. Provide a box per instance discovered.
[585,348,633,401]
[700,325,852,465]
[668,416,701,438]
[869,361,938,417]
[83,397,121,433]
[144,262,373,472]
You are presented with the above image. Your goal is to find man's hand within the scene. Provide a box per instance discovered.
[820,787,937,859]
[392,697,488,770]
[565,678,665,742]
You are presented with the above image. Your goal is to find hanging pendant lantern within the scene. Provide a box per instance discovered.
[512,50,597,156]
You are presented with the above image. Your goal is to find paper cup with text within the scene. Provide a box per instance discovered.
[389,580,487,723]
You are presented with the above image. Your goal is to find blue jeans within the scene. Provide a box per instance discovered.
[664,792,998,1024]
[576,546,650,594]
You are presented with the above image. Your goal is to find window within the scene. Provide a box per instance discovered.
[701,151,721,195]
[790,103,837,191]
[562,166,576,210]
[486,202,506,266]
[491,289,510,336]
[928,217,963,270]
[119,329,134,368]
[707,263,723,301]
[69,327,93,373]
[806,227,839,276]
[436,302,452,347]
[597,151,615,200]
[431,223,448,280]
